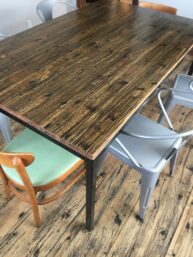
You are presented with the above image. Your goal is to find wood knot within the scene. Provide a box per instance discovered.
[75,99,81,104]
[33,248,40,257]
[178,194,183,200]
[114,214,122,225]
[28,80,37,89]
[118,80,128,86]
[185,222,190,230]
[45,92,52,97]
[109,114,116,121]
[18,212,25,219]
[62,211,71,219]
[87,105,97,112]
[189,166,193,172]
[160,229,167,236]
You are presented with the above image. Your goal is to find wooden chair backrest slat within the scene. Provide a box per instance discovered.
[0,152,34,168]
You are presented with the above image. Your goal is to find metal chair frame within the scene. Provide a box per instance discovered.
[36,0,77,22]
[0,33,7,39]
[109,88,193,220]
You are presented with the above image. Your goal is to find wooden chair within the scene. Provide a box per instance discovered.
[0,128,85,227]
[121,1,177,15]
[139,1,177,15]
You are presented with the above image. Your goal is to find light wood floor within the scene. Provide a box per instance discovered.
[0,52,193,257]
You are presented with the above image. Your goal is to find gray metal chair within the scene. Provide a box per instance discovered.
[0,114,12,143]
[188,61,193,76]
[159,74,193,123]
[108,88,193,220]
[36,0,77,22]
[0,33,7,40]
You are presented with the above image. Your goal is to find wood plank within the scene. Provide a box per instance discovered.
[166,189,193,257]
[0,155,130,256]
[0,0,193,160]
[107,145,193,257]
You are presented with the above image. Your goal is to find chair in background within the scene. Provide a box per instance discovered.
[139,1,177,15]
[0,33,7,40]
[108,88,193,220]
[0,128,85,227]
[121,0,177,15]
[36,0,84,22]
[159,74,193,123]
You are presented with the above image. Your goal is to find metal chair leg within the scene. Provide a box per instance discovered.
[139,171,160,221]
[0,114,12,143]
[188,60,193,76]
[169,151,178,176]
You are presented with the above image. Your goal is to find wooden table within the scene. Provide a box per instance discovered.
[0,0,193,230]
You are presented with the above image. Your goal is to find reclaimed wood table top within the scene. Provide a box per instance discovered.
[0,0,193,160]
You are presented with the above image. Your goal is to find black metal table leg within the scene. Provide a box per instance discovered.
[188,60,193,75]
[85,149,108,231]
[86,159,97,231]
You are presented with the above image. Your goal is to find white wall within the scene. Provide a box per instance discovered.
[145,0,193,19]
[0,0,39,36]
[0,0,76,37]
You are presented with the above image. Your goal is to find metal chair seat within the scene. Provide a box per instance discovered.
[109,114,181,171]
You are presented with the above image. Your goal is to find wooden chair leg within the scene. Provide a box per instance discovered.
[8,182,41,227]
[0,168,11,200]
[31,201,41,228]
[28,191,41,227]
[13,158,41,227]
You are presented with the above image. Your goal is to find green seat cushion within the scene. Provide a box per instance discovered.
[2,128,81,187]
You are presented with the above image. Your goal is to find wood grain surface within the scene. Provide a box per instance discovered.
[0,51,193,257]
[0,0,193,160]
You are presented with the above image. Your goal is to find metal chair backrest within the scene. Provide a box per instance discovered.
[122,88,193,141]
[36,0,77,22]
[0,33,7,40]
[114,88,193,170]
